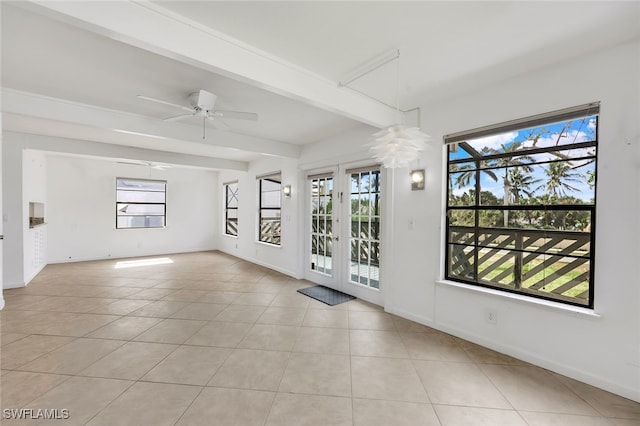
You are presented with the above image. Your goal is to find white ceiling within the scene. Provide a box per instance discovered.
[1,3,362,158]
[2,1,639,168]
[158,1,640,106]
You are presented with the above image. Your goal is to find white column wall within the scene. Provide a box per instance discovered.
[0,111,4,307]
[3,133,25,288]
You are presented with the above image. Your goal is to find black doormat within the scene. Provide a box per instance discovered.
[297,285,356,306]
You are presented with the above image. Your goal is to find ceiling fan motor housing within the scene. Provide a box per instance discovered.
[189,90,217,111]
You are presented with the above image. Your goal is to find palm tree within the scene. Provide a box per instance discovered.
[540,162,582,197]
[508,167,541,203]
[487,142,535,226]
[449,162,498,207]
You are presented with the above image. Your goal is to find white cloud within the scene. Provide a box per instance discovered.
[521,130,590,150]
[468,131,518,150]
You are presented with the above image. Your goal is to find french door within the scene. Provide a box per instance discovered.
[305,165,383,305]
[307,171,337,288]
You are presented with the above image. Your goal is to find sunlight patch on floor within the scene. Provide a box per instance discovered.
[114,257,173,269]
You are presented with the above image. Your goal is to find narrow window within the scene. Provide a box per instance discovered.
[224,182,238,237]
[258,173,281,245]
[445,103,598,307]
[116,178,166,229]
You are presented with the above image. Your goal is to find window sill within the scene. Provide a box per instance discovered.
[256,240,281,248]
[114,226,167,230]
[436,279,601,319]
[222,234,238,239]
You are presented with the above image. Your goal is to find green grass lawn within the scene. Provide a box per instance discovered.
[479,257,588,299]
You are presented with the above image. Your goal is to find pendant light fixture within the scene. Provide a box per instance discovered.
[366,50,430,168]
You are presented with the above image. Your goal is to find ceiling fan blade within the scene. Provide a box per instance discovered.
[117,160,170,170]
[207,115,231,130]
[137,95,194,113]
[213,110,258,121]
[163,113,196,122]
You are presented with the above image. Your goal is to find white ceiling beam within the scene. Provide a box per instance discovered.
[11,131,247,172]
[2,89,298,159]
[24,0,397,128]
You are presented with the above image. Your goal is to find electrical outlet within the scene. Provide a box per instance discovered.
[485,309,497,324]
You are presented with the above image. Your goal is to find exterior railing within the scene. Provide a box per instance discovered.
[225,219,238,236]
[311,220,380,266]
[448,225,591,305]
[260,219,281,245]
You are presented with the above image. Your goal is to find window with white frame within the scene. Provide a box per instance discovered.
[224,181,238,236]
[258,173,281,245]
[445,103,598,308]
[116,178,166,229]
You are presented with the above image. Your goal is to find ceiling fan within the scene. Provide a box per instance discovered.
[117,160,171,170]
[137,89,258,138]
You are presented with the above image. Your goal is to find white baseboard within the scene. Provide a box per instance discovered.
[385,305,434,327]
[217,249,302,279]
[4,281,27,289]
[48,247,217,264]
[25,263,47,286]
[411,314,640,403]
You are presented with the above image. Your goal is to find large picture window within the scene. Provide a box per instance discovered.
[224,182,238,237]
[116,178,166,229]
[445,103,598,307]
[258,173,281,245]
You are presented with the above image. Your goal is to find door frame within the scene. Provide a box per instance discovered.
[303,163,387,307]
[303,167,340,290]
[340,163,385,306]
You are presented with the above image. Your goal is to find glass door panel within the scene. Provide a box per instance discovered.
[310,176,334,276]
[349,169,381,289]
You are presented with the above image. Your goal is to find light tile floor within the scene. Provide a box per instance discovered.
[1,251,639,425]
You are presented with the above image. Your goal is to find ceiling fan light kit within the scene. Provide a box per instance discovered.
[189,89,217,111]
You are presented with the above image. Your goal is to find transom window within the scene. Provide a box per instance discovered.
[116,178,166,229]
[445,103,598,307]
[258,173,281,245]
[224,182,238,237]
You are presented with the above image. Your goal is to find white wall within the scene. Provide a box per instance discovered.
[217,156,302,278]
[46,155,218,262]
[420,40,639,402]
[300,40,640,401]
[23,150,47,283]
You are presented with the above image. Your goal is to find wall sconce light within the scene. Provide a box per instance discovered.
[410,169,425,190]
[282,185,292,197]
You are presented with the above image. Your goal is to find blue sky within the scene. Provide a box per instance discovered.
[449,116,597,201]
